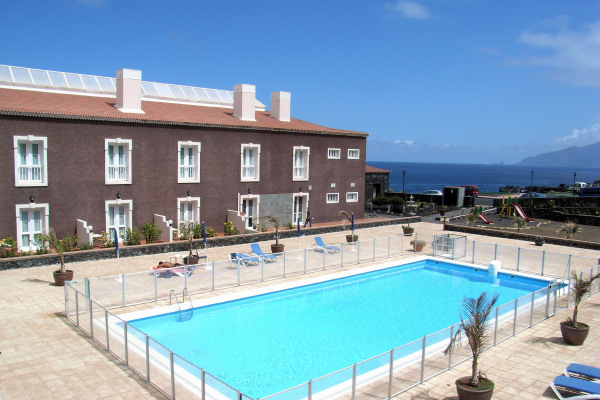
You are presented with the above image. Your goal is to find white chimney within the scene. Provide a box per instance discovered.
[271,91,291,122]
[233,84,256,121]
[116,68,144,114]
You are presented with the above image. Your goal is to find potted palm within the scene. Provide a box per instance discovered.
[38,228,73,286]
[179,221,199,265]
[339,211,358,242]
[560,271,600,345]
[402,222,414,235]
[445,292,498,400]
[260,215,284,253]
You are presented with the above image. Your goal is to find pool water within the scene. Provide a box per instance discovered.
[129,259,550,398]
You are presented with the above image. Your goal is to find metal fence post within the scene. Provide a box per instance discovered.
[545,284,551,318]
[237,260,241,286]
[124,322,129,367]
[493,307,499,346]
[387,236,391,258]
[75,292,80,327]
[146,335,150,383]
[184,265,188,290]
[513,299,518,336]
[529,292,535,327]
[201,370,206,400]
[388,349,394,399]
[420,335,427,383]
[357,240,360,263]
[448,325,454,369]
[121,274,125,307]
[260,258,264,282]
[89,298,94,339]
[341,244,344,266]
[154,271,158,301]
[472,242,475,263]
[308,379,313,400]
[494,244,498,260]
[322,248,326,270]
[170,350,175,400]
[105,309,110,353]
[85,277,90,298]
[517,248,521,272]
[351,363,357,400]
[553,282,558,315]
[373,238,376,261]
[541,251,546,276]
[211,262,215,291]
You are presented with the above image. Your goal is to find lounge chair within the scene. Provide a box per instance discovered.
[565,364,600,381]
[551,375,600,399]
[250,243,277,263]
[230,252,260,267]
[311,236,340,254]
[171,265,195,277]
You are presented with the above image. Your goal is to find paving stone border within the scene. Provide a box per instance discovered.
[0,216,419,270]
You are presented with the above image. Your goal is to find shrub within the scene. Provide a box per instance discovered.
[124,227,142,245]
[205,226,216,237]
[224,221,240,236]
[99,231,115,248]
[78,242,93,250]
[141,222,162,243]
[286,222,294,230]
[0,237,17,258]
[62,232,79,252]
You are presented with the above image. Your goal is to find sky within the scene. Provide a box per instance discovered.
[3,1,600,165]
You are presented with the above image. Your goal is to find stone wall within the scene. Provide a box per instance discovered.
[0,216,420,270]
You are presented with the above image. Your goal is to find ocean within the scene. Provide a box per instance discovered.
[367,161,600,194]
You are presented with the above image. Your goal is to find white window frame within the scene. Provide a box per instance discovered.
[178,141,201,183]
[327,148,340,159]
[241,143,260,182]
[105,199,133,243]
[15,203,49,250]
[348,149,360,159]
[346,192,359,203]
[293,146,310,181]
[105,138,132,185]
[177,196,201,230]
[14,135,48,187]
[239,194,260,230]
[326,193,340,204]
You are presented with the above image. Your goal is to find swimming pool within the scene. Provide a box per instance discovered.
[128,258,551,398]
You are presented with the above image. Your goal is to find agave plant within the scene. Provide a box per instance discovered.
[445,292,499,387]
[557,221,582,239]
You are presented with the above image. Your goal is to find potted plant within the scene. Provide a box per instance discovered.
[440,205,447,216]
[409,239,426,252]
[259,215,284,253]
[179,221,199,265]
[534,235,544,246]
[445,292,498,400]
[339,211,358,242]
[560,271,600,345]
[402,223,414,235]
[37,228,73,286]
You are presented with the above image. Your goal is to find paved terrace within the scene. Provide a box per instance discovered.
[1,221,599,399]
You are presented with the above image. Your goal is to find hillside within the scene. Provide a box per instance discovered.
[517,141,600,167]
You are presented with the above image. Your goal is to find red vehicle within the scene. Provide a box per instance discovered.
[461,185,479,196]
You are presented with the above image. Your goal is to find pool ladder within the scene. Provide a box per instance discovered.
[170,288,193,322]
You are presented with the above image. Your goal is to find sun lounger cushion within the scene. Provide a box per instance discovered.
[551,375,600,399]
[565,363,600,380]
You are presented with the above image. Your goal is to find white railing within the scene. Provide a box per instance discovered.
[108,165,128,181]
[18,165,43,183]
[179,165,196,180]
[64,233,600,400]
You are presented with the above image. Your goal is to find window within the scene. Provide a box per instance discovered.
[293,146,310,181]
[348,149,360,159]
[105,199,133,243]
[178,141,201,183]
[177,197,201,230]
[15,203,49,250]
[327,148,340,159]
[241,144,260,182]
[326,193,339,204]
[105,138,132,184]
[14,135,48,187]
[346,192,359,202]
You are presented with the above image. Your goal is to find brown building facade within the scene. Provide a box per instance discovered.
[0,65,367,250]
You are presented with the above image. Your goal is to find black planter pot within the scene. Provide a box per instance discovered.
[271,244,285,253]
[402,228,414,235]
[53,269,74,286]
[183,255,200,265]
[560,321,589,345]
[455,377,494,400]
[346,235,358,243]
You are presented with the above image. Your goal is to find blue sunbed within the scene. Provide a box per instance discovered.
[551,375,600,399]
[250,243,278,262]
[312,236,340,254]
[230,252,260,266]
[565,363,600,381]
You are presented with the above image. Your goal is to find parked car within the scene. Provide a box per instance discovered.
[520,192,547,199]
[461,185,479,196]
[421,190,442,196]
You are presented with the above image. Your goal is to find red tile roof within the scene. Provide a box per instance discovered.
[365,165,391,173]
[0,88,368,137]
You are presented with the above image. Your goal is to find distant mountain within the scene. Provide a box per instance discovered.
[516,142,600,167]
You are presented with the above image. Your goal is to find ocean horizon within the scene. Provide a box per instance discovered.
[367,161,600,194]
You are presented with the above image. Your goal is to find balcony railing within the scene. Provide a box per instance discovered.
[18,165,44,183]
[108,165,128,181]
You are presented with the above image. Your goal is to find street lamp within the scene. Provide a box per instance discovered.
[530,170,534,190]
[402,170,406,193]
[573,172,577,187]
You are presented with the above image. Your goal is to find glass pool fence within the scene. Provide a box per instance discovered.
[64,233,600,399]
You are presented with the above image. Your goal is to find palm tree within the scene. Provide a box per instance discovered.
[37,228,66,273]
[259,215,281,246]
[445,292,498,387]
[566,271,600,328]
[557,221,582,239]
[512,216,526,233]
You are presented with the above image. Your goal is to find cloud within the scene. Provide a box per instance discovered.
[76,0,109,8]
[394,139,415,145]
[515,18,600,86]
[387,1,430,20]
[554,122,600,144]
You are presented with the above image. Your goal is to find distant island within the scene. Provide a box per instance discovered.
[517,141,600,167]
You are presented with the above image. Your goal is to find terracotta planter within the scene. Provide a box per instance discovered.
[271,244,285,253]
[455,377,494,400]
[440,209,447,216]
[346,235,358,243]
[402,228,414,235]
[411,241,425,252]
[53,270,74,286]
[560,321,589,345]
[183,255,200,265]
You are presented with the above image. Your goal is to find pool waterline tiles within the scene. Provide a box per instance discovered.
[125,257,555,399]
